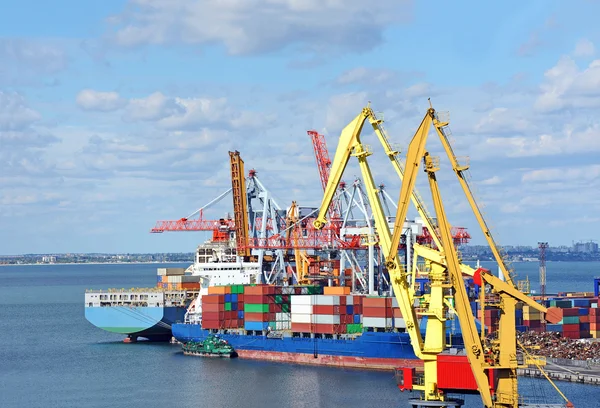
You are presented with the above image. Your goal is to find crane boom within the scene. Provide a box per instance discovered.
[312,105,453,401]
[432,117,516,287]
[230,151,250,258]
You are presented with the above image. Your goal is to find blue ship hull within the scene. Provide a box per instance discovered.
[172,323,453,370]
[86,306,187,341]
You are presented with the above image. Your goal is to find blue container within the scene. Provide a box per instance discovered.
[231,302,238,311]
[346,305,353,315]
[244,321,269,331]
[516,325,528,333]
[573,299,590,308]
[163,283,168,288]
[515,310,523,318]
[157,276,162,283]
[238,311,244,319]
[581,323,590,331]
[578,308,589,316]
[515,318,523,326]
[547,324,563,332]
[353,314,361,324]
[231,294,238,302]
[224,294,232,302]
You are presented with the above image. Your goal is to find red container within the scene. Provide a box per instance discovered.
[563,330,580,339]
[202,320,223,329]
[202,295,224,304]
[590,308,599,316]
[202,303,224,312]
[353,305,362,315]
[244,294,270,304]
[245,285,275,295]
[363,297,392,308]
[437,355,479,391]
[562,308,580,317]
[562,323,579,331]
[181,282,200,289]
[363,307,390,318]
[339,296,346,306]
[244,312,274,322]
[237,294,244,303]
[353,296,363,306]
[314,305,341,315]
[291,322,312,332]
[312,323,340,334]
[393,308,403,318]
[202,311,225,321]
[580,315,590,324]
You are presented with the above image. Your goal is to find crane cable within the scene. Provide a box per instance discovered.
[517,339,574,407]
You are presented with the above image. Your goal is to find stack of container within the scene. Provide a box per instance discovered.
[244,285,276,331]
[522,305,543,333]
[361,296,405,331]
[290,294,363,334]
[156,268,201,290]
[591,307,600,338]
[203,285,245,329]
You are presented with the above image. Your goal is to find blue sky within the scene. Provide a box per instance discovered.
[2,0,600,254]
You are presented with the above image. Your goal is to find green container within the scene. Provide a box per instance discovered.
[556,300,572,308]
[281,304,290,313]
[347,323,363,334]
[562,316,579,324]
[268,321,277,330]
[275,295,283,304]
[244,303,270,313]
[225,302,232,311]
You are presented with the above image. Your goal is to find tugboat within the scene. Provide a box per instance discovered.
[182,334,238,358]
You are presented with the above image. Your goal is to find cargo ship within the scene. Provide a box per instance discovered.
[85,237,262,342]
[172,284,469,370]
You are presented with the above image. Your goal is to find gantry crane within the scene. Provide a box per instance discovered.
[313,102,571,407]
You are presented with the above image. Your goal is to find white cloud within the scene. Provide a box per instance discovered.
[0,91,41,131]
[535,56,600,112]
[522,165,600,183]
[107,0,412,55]
[473,107,531,135]
[76,89,127,112]
[573,38,595,57]
[336,67,397,85]
[324,91,368,131]
[481,123,600,157]
[125,92,184,121]
[0,38,68,85]
[480,176,502,185]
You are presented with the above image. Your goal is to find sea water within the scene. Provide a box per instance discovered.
[0,262,598,408]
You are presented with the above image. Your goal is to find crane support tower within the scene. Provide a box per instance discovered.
[230,150,251,258]
[538,242,548,301]
[313,101,571,408]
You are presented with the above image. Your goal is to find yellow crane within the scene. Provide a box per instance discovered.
[313,102,572,407]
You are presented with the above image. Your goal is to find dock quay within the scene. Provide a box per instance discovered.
[519,357,600,385]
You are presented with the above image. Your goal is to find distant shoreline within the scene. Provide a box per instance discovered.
[0,261,192,267]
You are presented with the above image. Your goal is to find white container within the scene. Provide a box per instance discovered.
[313,314,340,325]
[346,295,354,304]
[291,305,313,315]
[392,297,399,308]
[291,295,314,305]
[394,318,406,329]
[363,317,392,328]
[276,321,291,330]
[291,313,312,324]
[276,312,291,321]
[158,268,185,276]
[313,295,340,306]
[182,275,201,283]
